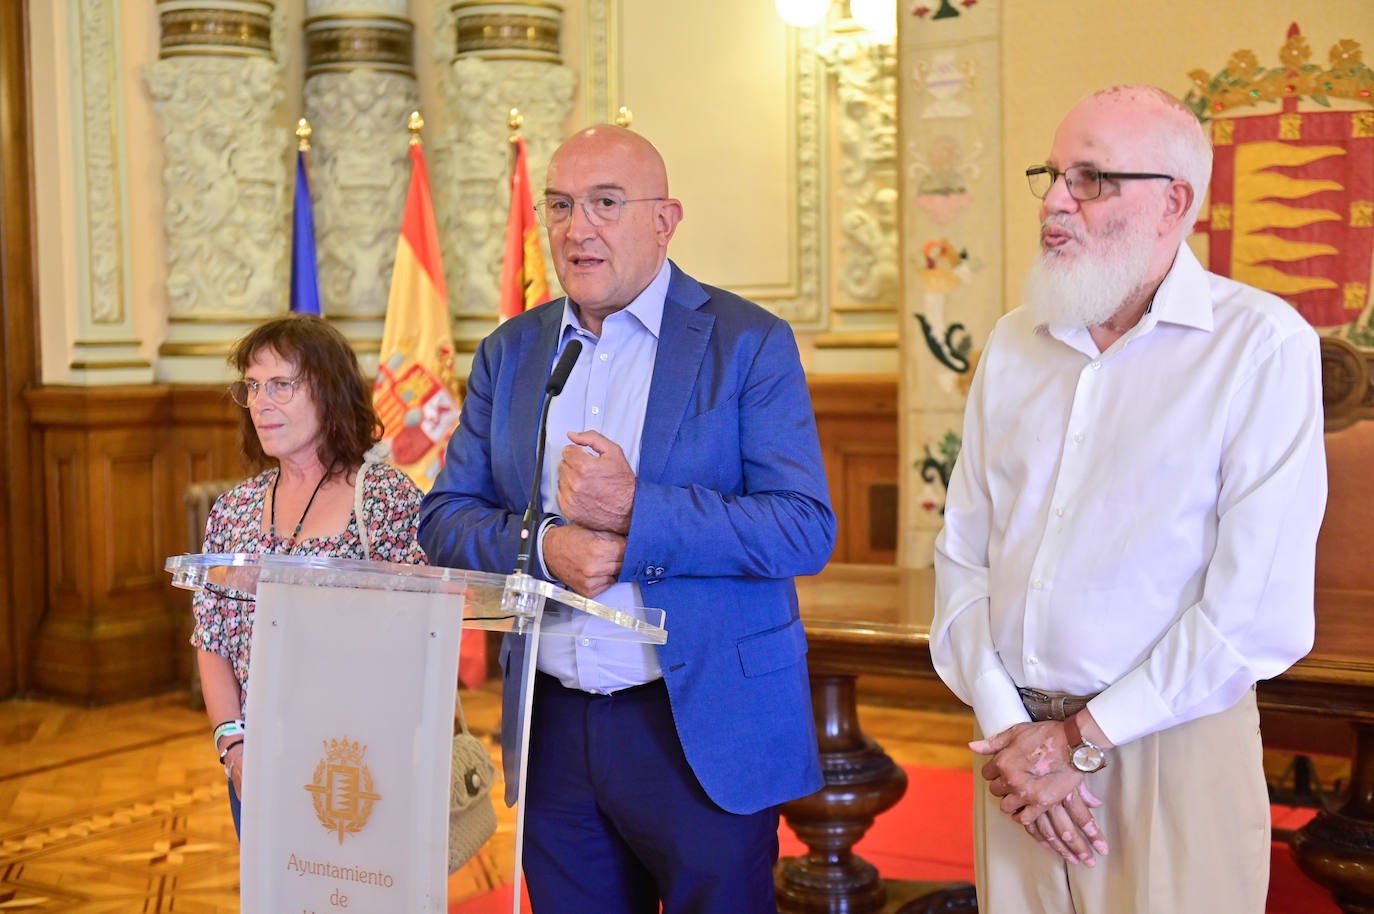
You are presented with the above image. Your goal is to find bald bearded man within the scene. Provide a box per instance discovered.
[932,86,1327,912]
[419,126,836,913]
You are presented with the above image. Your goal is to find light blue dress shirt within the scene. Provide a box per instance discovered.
[535,260,671,692]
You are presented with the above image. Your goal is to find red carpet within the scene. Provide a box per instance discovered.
[450,765,1339,913]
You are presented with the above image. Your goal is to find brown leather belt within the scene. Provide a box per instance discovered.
[1018,687,1098,722]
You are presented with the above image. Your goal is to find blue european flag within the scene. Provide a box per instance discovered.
[290,149,322,315]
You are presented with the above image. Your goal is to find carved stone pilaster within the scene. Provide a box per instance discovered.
[811,23,897,373]
[432,2,575,348]
[816,31,898,308]
[66,0,151,384]
[582,0,617,123]
[146,0,287,383]
[775,24,827,327]
[304,0,418,363]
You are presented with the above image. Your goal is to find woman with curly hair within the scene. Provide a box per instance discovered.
[190,314,427,836]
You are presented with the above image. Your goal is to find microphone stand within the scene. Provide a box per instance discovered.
[504,336,580,914]
[513,396,556,575]
[512,338,583,577]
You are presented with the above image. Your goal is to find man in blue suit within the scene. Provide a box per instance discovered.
[418,125,836,913]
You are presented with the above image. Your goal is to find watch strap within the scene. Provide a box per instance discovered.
[1064,713,1108,772]
[1064,712,1085,748]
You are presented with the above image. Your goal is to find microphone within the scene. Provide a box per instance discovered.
[545,338,581,397]
[513,339,583,575]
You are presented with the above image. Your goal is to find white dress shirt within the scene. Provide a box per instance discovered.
[535,260,670,693]
[932,245,1327,747]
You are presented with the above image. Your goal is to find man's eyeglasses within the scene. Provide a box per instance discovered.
[228,377,300,407]
[533,194,666,228]
[1026,165,1174,202]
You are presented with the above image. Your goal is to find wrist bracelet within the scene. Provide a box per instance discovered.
[218,737,244,765]
[213,719,245,750]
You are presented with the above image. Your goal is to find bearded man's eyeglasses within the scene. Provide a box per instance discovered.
[533,194,666,227]
[1026,165,1174,202]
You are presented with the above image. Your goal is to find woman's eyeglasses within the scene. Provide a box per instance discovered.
[228,377,299,407]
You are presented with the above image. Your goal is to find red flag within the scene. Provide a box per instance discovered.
[499,136,551,320]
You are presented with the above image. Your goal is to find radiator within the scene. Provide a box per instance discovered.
[181,478,238,710]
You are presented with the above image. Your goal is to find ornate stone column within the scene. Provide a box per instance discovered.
[432,0,576,351]
[304,0,419,368]
[146,0,288,383]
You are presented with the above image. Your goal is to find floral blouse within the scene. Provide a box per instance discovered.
[189,461,428,717]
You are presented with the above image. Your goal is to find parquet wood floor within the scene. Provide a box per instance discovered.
[0,683,1342,912]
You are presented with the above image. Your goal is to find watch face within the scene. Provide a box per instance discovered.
[1072,744,1106,773]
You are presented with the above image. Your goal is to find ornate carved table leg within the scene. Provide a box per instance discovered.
[777,673,908,913]
[1292,723,1374,913]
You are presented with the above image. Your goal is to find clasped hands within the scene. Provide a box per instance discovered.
[973,720,1110,866]
[543,430,636,597]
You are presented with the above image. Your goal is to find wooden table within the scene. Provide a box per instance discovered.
[775,564,1374,914]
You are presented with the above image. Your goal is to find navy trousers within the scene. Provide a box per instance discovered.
[523,673,780,914]
[228,777,241,838]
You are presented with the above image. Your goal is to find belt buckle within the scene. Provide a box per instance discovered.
[1018,687,1053,703]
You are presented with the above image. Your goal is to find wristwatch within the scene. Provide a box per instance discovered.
[1064,713,1107,773]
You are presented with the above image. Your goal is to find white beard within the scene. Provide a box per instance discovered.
[1023,215,1157,328]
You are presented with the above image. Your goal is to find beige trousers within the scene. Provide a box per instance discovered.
[973,689,1270,914]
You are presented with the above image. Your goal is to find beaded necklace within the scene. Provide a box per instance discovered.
[270,469,328,549]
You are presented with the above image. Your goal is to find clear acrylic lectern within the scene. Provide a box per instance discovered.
[167,553,666,914]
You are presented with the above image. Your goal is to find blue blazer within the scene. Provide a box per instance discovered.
[418,262,836,815]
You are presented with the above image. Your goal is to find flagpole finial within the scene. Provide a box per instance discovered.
[614,105,634,128]
[296,117,312,152]
[407,110,425,147]
[507,107,524,142]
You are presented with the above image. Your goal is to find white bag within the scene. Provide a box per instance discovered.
[447,697,498,872]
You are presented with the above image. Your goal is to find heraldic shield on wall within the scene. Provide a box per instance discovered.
[1185,23,1374,345]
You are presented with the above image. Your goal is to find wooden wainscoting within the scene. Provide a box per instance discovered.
[809,374,899,565]
[15,374,898,702]
[24,385,239,702]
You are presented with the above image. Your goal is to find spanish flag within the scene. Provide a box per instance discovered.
[499,135,550,320]
[374,129,460,492]
[375,123,486,688]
